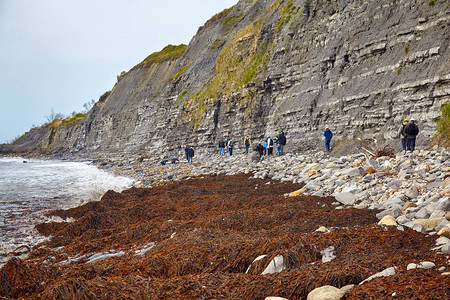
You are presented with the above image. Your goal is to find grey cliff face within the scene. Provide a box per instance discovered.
[7,0,450,156]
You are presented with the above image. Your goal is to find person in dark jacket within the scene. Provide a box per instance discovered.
[267,136,274,155]
[397,119,409,152]
[405,119,419,152]
[218,138,225,156]
[323,127,333,152]
[227,137,234,156]
[254,143,264,156]
[276,131,286,156]
[187,147,194,163]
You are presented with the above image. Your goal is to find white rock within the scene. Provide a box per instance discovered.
[87,251,125,264]
[321,246,336,263]
[246,255,267,273]
[135,242,156,256]
[436,236,450,246]
[316,226,331,233]
[418,261,435,269]
[342,184,362,194]
[307,285,345,300]
[412,223,426,234]
[407,263,418,270]
[378,215,398,226]
[441,243,450,254]
[261,255,286,275]
[413,218,445,230]
[334,192,358,205]
[360,267,397,284]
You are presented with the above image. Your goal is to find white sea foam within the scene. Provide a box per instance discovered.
[0,157,133,267]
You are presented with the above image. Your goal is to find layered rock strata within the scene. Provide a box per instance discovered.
[6,0,449,156]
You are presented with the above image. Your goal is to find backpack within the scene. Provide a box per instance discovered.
[189,148,194,157]
[228,140,233,148]
[405,123,418,136]
[269,139,274,146]
[245,138,250,146]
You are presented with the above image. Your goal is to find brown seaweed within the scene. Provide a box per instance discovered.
[1,174,448,299]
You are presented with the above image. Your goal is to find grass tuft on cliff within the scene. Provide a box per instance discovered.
[139,44,187,67]
[62,113,86,124]
[182,0,284,128]
[432,102,450,147]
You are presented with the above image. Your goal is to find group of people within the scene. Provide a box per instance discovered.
[397,118,419,152]
[218,137,236,156]
[184,145,195,163]
[249,131,287,157]
[172,119,419,165]
[216,132,287,157]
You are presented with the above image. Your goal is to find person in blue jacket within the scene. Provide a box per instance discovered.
[184,145,190,161]
[323,127,333,152]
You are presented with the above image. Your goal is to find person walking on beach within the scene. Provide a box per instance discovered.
[267,136,274,155]
[218,138,225,156]
[244,135,251,154]
[227,137,234,156]
[187,147,194,163]
[254,143,264,157]
[397,119,409,152]
[324,127,333,152]
[184,145,190,161]
[276,131,286,156]
[405,119,419,152]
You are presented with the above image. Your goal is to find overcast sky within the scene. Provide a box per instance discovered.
[0,0,237,143]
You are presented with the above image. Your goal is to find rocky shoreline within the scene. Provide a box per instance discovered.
[1,146,449,299]
[96,145,450,239]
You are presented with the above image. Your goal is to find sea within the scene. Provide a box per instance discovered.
[0,157,134,268]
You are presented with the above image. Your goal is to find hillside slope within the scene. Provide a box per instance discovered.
[6,0,450,156]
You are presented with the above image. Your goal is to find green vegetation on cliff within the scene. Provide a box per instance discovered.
[183,0,286,127]
[139,44,187,67]
[432,102,450,147]
[62,113,86,124]
[171,61,192,81]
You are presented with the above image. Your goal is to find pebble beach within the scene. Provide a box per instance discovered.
[1,145,449,299]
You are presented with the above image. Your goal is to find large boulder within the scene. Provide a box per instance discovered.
[412,218,445,230]
[307,285,346,300]
[376,204,402,219]
[378,215,398,226]
[334,192,358,206]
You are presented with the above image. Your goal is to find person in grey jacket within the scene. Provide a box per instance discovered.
[397,118,409,152]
